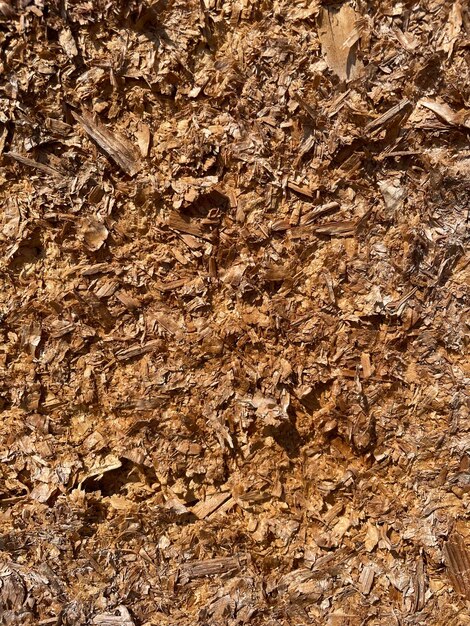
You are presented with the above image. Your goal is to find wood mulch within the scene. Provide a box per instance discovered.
[0,1,469,624]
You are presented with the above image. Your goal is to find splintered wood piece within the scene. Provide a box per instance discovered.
[361,352,372,379]
[180,557,241,579]
[300,202,340,225]
[72,110,141,176]
[365,99,412,132]
[311,219,357,236]
[82,218,109,251]
[359,565,375,595]
[94,279,118,298]
[443,534,470,599]
[191,492,231,519]
[152,312,184,337]
[291,93,317,122]
[209,496,236,518]
[323,501,345,527]
[413,556,426,613]
[78,456,122,489]
[115,291,141,310]
[287,180,316,199]
[168,210,213,241]
[115,340,161,361]
[59,28,78,58]
[5,152,63,177]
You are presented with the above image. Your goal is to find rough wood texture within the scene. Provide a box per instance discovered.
[0,0,469,624]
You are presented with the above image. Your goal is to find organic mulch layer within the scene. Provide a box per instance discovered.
[0,1,469,625]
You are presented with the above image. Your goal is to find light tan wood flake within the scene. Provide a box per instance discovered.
[168,210,213,241]
[318,3,361,81]
[191,492,231,519]
[115,340,162,361]
[287,180,316,199]
[91,605,135,626]
[311,219,357,236]
[359,565,375,595]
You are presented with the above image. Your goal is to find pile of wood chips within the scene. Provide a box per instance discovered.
[0,0,469,624]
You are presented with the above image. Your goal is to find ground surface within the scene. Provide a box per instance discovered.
[0,1,469,624]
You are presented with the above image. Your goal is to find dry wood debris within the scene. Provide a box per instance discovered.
[0,0,469,624]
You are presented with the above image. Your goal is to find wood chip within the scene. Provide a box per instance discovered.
[359,565,375,595]
[443,534,470,600]
[180,557,242,580]
[318,3,362,81]
[420,99,470,129]
[191,492,231,519]
[5,152,64,178]
[365,99,412,132]
[311,219,357,236]
[72,110,141,176]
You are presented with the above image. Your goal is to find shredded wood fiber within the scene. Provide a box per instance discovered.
[0,0,469,624]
